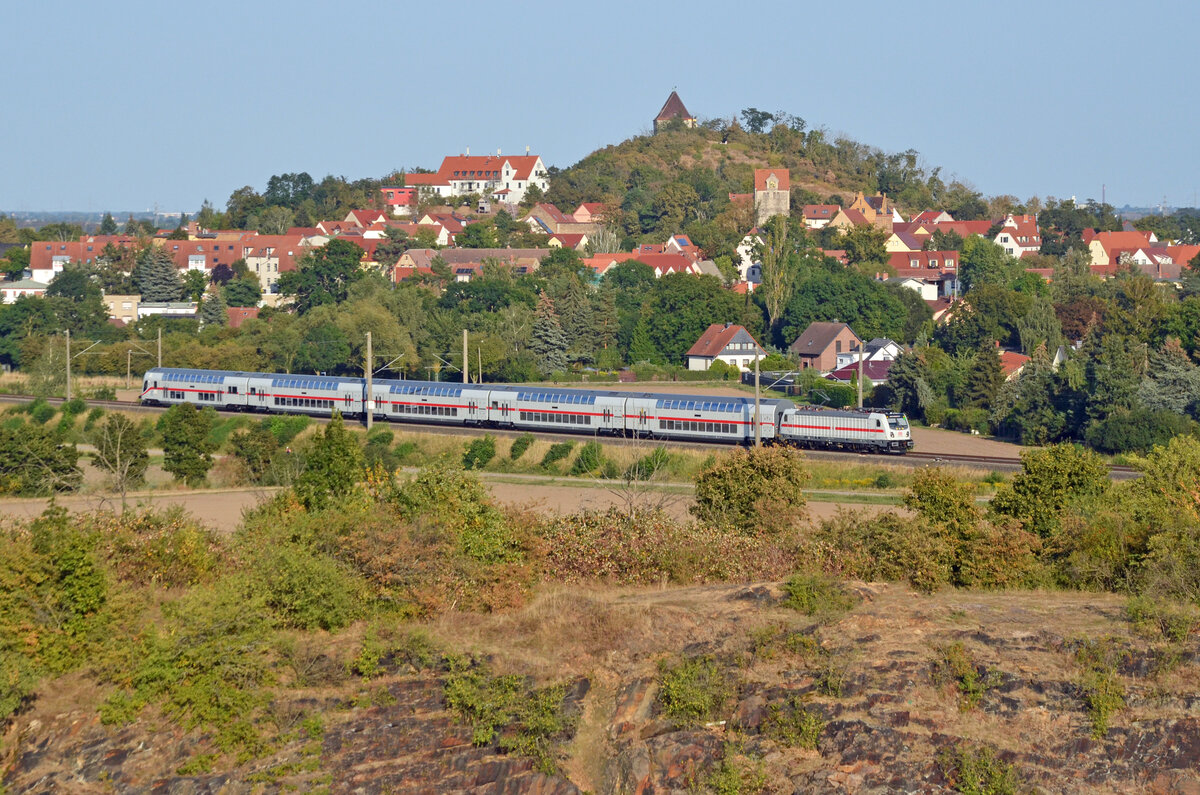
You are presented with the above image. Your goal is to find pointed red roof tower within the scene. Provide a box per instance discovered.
[654,91,697,131]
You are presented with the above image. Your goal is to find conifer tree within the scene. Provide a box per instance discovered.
[962,344,1004,410]
[199,290,228,328]
[136,247,183,302]
[531,293,568,375]
[98,212,118,235]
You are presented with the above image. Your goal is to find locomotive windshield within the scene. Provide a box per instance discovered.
[888,416,909,430]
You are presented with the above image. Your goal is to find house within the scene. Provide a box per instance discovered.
[835,338,903,369]
[28,235,141,283]
[887,276,938,302]
[379,186,417,217]
[138,301,197,320]
[848,191,903,230]
[654,90,697,131]
[1,278,47,304]
[886,251,961,298]
[102,294,139,324]
[825,207,873,233]
[1082,229,1157,268]
[801,205,839,229]
[572,203,607,224]
[547,233,589,251]
[993,214,1041,258]
[627,253,706,278]
[999,350,1031,381]
[788,322,862,372]
[226,306,259,328]
[826,359,893,387]
[685,323,766,372]
[910,210,955,224]
[240,234,311,293]
[523,203,600,236]
[402,151,550,205]
[754,168,790,225]
[344,209,389,228]
[884,230,925,253]
[396,248,550,282]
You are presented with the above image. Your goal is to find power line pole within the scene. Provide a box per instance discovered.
[477,345,482,384]
[365,331,373,430]
[462,329,468,384]
[127,349,132,390]
[857,338,864,409]
[65,329,71,401]
[754,346,761,448]
[157,327,162,368]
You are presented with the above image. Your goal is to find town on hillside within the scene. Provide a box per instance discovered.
[2,90,1199,451]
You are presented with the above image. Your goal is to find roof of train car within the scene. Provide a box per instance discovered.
[788,404,889,419]
[145,367,361,387]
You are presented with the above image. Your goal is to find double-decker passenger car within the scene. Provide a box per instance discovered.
[140,367,912,452]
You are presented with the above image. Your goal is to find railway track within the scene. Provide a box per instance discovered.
[0,393,1139,477]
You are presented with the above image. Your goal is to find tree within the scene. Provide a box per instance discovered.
[882,349,934,419]
[959,236,1016,292]
[136,247,184,302]
[294,323,352,374]
[990,444,1109,538]
[98,213,119,235]
[1017,294,1063,355]
[530,293,568,375]
[277,239,365,314]
[90,414,148,507]
[182,269,209,302]
[256,205,295,235]
[222,276,262,307]
[199,291,228,328]
[0,421,81,495]
[457,221,498,249]
[159,403,217,486]
[691,446,809,534]
[740,108,775,134]
[1137,340,1200,418]
[755,215,798,332]
[225,185,266,229]
[231,425,279,484]
[841,224,889,268]
[293,412,363,511]
[961,345,1004,410]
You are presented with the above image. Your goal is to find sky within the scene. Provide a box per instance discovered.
[2,0,1197,213]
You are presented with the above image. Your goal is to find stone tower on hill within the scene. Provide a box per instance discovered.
[654,91,697,131]
[754,168,790,225]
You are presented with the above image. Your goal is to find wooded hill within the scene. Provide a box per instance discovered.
[544,114,1002,258]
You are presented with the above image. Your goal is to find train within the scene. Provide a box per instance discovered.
[140,367,913,453]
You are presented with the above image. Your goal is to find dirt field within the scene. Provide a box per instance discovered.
[0,481,891,533]
[910,425,1027,459]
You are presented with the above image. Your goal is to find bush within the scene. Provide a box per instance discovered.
[266,414,310,445]
[293,413,363,510]
[932,642,994,711]
[804,511,954,594]
[569,441,603,475]
[91,507,224,587]
[1125,595,1200,643]
[990,444,1109,538]
[942,407,990,434]
[657,655,731,727]
[462,435,496,470]
[623,446,671,481]
[231,425,280,484]
[159,404,217,486]
[761,695,823,750]
[443,659,573,775]
[540,442,574,470]
[692,446,810,534]
[250,545,361,631]
[1085,408,1194,454]
[781,572,858,619]
[937,743,1020,795]
[539,509,801,586]
[1074,638,1127,738]
[29,399,56,425]
[509,433,535,461]
[62,397,87,416]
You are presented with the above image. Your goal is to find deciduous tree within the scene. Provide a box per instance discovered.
[159,403,216,486]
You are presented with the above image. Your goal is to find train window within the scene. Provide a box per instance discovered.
[875,419,882,428]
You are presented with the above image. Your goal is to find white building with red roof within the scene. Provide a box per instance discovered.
[685,323,765,372]
[993,214,1041,258]
[403,152,549,205]
[802,204,839,229]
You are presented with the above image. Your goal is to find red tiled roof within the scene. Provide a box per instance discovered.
[728,193,753,206]
[803,204,838,219]
[827,360,893,383]
[226,307,259,329]
[754,168,790,192]
[655,90,694,122]
[999,350,1030,378]
[685,323,760,358]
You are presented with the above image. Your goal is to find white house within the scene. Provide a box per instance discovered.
[685,323,767,372]
[835,338,903,370]
[403,152,550,205]
[1,278,47,303]
[993,214,1041,258]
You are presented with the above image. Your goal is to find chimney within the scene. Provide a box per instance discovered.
[525,145,530,155]
[497,148,501,155]
[466,146,470,156]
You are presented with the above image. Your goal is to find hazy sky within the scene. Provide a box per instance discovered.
[3,0,1196,212]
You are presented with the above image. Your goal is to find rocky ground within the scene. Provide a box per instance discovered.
[5,583,1199,794]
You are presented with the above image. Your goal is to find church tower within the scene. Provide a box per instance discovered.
[754,168,790,225]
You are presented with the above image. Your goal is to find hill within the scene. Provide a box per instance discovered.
[544,116,995,257]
